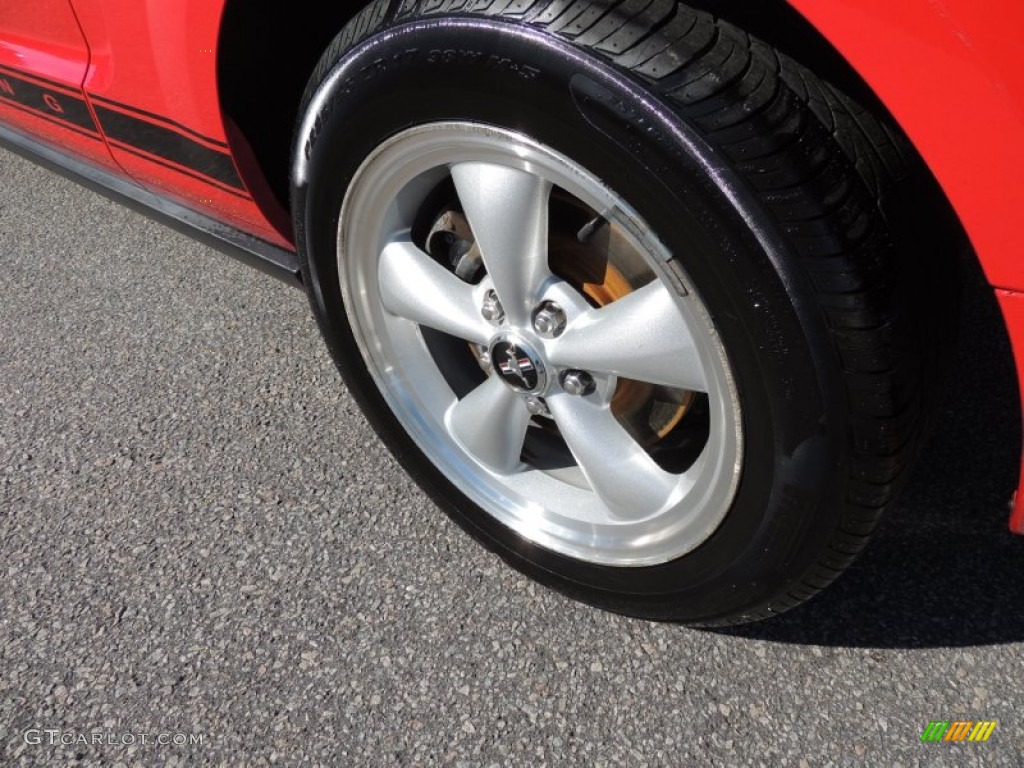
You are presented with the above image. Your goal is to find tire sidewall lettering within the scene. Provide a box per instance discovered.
[293,17,847,618]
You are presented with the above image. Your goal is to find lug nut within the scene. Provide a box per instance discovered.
[476,345,492,367]
[524,396,548,416]
[532,301,567,338]
[481,290,505,325]
[560,370,595,397]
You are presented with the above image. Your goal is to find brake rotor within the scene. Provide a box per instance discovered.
[546,197,694,445]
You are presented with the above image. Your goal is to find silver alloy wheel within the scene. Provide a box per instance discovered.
[338,123,742,566]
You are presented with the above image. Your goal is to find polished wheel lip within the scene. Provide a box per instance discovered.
[337,122,743,566]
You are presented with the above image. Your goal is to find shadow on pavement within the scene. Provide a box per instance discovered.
[723,266,1024,649]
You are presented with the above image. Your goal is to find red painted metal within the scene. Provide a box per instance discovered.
[0,2,88,83]
[787,0,1024,293]
[787,0,1024,531]
[69,0,290,248]
[0,0,121,172]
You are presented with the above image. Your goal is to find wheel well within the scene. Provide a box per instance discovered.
[217,1,366,238]
[216,0,963,255]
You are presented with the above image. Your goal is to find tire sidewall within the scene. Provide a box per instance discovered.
[293,17,849,621]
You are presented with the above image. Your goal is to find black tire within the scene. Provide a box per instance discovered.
[291,1,950,624]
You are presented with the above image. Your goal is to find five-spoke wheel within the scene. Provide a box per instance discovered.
[294,3,938,622]
[337,124,742,566]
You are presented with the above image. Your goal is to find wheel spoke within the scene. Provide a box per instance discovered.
[547,393,681,519]
[450,162,552,327]
[447,377,531,474]
[548,282,708,392]
[378,240,491,345]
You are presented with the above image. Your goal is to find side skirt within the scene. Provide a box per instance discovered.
[0,121,302,288]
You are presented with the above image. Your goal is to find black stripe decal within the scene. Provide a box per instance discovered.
[0,63,246,196]
[111,140,251,201]
[0,63,81,95]
[0,70,98,135]
[93,104,245,191]
[89,93,229,149]
[0,98,102,142]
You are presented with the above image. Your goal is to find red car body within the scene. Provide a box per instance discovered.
[3,0,1024,531]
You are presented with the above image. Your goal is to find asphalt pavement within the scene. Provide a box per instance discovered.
[2,147,1023,766]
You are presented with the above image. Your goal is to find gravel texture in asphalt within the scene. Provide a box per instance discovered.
[1,148,1023,766]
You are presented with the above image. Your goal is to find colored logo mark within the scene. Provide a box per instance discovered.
[920,721,997,742]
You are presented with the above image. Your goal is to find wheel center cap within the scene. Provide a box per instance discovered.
[490,334,547,394]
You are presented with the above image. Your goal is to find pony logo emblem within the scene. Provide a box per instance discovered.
[490,337,546,393]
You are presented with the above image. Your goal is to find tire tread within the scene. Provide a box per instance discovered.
[315,0,947,624]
